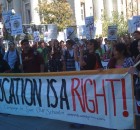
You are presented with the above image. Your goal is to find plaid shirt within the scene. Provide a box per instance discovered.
[64,50,76,71]
[123,57,134,68]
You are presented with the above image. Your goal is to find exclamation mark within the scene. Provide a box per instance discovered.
[121,79,129,117]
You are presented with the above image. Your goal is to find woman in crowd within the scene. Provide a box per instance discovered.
[79,39,103,70]
[107,43,134,69]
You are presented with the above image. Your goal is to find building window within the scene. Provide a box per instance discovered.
[25,3,31,24]
[90,7,93,16]
[81,2,85,21]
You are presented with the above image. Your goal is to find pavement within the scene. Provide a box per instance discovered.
[0,114,140,130]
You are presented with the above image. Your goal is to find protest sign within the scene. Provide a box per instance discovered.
[79,25,86,38]
[128,19,134,34]
[132,16,140,32]
[2,11,12,33]
[10,15,23,36]
[0,69,135,129]
[44,24,58,42]
[85,16,95,39]
[108,25,117,41]
[65,26,77,40]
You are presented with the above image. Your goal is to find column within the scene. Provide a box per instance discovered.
[30,0,40,25]
[104,0,113,18]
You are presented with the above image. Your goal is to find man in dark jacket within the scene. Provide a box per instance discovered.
[0,53,11,73]
[130,31,140,59]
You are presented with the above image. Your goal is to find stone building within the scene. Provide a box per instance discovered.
[1,0,140,36]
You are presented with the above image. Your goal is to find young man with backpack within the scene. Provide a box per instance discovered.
[4,41,21,73]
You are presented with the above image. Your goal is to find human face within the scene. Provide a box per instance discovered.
[133,32,140,40]
[66,42,72,49]
[113,47,123,59]
[87,42,94,51]
[8,44,15,51]
[21,42,30,52]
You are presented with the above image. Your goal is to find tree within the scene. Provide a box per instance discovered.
[37,0,75,31]
[101,11,128,37]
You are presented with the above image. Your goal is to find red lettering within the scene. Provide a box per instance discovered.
[71,78,107,115]
[105,79,119,116]
[94,79,107,115]
[71,78,86,112]
[121,79,129,117]
[84,79,95,113]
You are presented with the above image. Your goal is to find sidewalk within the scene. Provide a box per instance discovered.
[0,114,139,130]
[0,114,107,130]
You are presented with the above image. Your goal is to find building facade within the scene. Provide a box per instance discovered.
[1,0,140,35]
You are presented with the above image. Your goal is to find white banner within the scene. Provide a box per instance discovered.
[0,69,135,129]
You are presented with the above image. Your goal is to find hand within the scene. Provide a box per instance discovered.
[128,66,136,75]
[79,45,84,52]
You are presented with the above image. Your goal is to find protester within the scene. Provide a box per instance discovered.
[0,53,11,73]
[4,41,21,73]
[96,37,104,59]
[129,31,140,59]
[0,38,5,57]
[107,43,134,69]
[37,40,50,72]
[48,39,63,72]
[62,39,76,71]
[128,40,140,103]
[20,39,45,73]
[79,39,103,70]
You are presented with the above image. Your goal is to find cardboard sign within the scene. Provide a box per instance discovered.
[0,69,135,129]
[65,26,77,40]
[44,24,58,42]
[10,15,23,36]
[85,16,95,39]
[108,25,117,41]
[2,11,12,33]
[132,16,140,32]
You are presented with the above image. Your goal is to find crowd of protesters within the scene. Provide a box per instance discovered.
[0,30,140,128]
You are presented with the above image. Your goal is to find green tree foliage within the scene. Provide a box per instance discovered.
[101,11,128,37]
[37,0,75,31]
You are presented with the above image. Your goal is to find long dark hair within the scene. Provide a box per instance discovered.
[113,43,130,57]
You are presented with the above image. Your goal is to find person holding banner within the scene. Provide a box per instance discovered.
[130,31,140,59]
[107,43,134,69]
[128,40,140,105]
